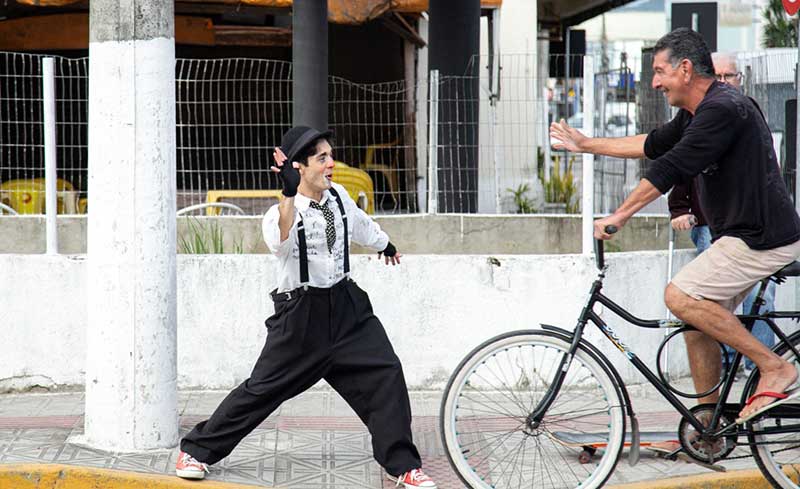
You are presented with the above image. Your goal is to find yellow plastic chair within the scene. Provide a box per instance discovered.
[0,180,42,214]
[363,141,400,211]
[332,162,374,214]
[0,178,77,214]
[205,189,284,216]
[202,165,374,215]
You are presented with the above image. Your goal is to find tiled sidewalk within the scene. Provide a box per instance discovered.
[0,387,758,488]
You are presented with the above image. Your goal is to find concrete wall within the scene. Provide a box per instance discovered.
[3,251,798,391]
[0,214,695,255]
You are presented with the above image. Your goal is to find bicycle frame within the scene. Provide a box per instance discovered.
[528,244,800,444]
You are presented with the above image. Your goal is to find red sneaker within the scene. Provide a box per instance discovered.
[175,450,209,480]
[390,468,437,488]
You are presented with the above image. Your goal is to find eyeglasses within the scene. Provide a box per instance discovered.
[716,72,743,83]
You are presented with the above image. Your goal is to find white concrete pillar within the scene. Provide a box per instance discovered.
[581,57,595,255]
[82,0,178,451]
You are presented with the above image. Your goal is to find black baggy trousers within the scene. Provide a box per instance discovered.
[181,279,421,476]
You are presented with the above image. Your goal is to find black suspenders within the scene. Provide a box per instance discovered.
[297,219,309,285]
[296,187,349,286]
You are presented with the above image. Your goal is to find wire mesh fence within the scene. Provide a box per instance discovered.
[1,47,798,217]
[594,56,638,214]
[0,52,87,215]
[428,54,579,214]
[175,58,291,214]
[476,54,543,215]
[432,73,480,213]
[329,77,419,213]
[0,52,420,216]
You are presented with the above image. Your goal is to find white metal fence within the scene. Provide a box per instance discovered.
[0,52,420,216]
[1,48,797,217]
[329,77,419,213]
[175,58,291,213]
[0,53,87,215]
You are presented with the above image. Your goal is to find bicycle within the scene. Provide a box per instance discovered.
[440,227,800,489]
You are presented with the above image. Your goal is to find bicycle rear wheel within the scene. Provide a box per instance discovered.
[440,330,626,489]
[748,332,800,489]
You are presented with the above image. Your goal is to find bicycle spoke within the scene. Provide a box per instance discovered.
[458,381,530,415]
[545,410,618,430]
[747,334,800,489]
[472,364,532,413]
[456,422,527,449]
[443,333,624,489]
[534,435,580,488]
[487,434,527,486]
[467,426,528,475]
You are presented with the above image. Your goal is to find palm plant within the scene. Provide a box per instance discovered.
[763,0,797,48]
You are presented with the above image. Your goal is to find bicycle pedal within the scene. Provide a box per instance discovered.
[675,453,727,472]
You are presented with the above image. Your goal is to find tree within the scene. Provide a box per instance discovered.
[763,0,797,48]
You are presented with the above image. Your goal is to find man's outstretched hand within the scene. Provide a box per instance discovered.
[549,118,587,153]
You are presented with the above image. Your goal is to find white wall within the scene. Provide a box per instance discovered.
[578,11,666,43]
[3,251,798,391]
[478,0,541,213]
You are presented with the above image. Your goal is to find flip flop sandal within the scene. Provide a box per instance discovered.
[736,387,800,424]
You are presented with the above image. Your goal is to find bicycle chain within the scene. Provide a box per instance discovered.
[696,443,800,462]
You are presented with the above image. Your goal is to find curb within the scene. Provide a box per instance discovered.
[0,464,272,488]
[608,468,776,489]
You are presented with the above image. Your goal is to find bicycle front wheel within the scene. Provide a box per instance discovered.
[440,330,626,489]
[748,332,800,489]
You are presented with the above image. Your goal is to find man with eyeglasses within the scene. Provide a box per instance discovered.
[668,52,777,381]
[715,68,742,84]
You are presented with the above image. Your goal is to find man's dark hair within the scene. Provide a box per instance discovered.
[295,137,331,166]
[653,28,715,78]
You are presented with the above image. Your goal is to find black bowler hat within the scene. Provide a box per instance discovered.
[280,126,333,164]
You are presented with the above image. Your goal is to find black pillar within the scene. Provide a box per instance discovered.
[292,0,328,130]
[429,0,480,213]
[670,2,718,52]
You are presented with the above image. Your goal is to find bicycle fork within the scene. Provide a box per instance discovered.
[527,279,602,429]
[525,319,588,430]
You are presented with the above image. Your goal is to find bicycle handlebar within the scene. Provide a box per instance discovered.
[595,225,618,270]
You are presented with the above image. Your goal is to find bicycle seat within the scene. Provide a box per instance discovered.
[772,261,800,279]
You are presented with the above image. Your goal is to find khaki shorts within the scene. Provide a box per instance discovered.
[671,236,800,311]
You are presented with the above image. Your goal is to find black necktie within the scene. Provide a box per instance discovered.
[309,200,336,252]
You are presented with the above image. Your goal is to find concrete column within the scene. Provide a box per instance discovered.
[292,0,328,130]
[83,0,178,451]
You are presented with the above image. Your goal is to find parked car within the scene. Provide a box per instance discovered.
[563,102,636,138]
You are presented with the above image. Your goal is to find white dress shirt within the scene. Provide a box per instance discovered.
[262,182,390,292]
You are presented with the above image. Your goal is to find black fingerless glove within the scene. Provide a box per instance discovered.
[279,162,300,197]
[381,242,397,257]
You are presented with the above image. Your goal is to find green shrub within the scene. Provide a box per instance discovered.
[539,155,579,213]
[179,218,243,254]
[506,183,537,214]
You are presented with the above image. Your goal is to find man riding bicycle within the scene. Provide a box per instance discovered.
[550,28,800,422]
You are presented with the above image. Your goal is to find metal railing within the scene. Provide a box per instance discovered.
[1,48,797,217]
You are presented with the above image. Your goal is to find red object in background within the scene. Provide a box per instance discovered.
[784,0,800,16]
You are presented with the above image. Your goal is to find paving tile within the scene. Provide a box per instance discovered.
[0,387,770,488]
